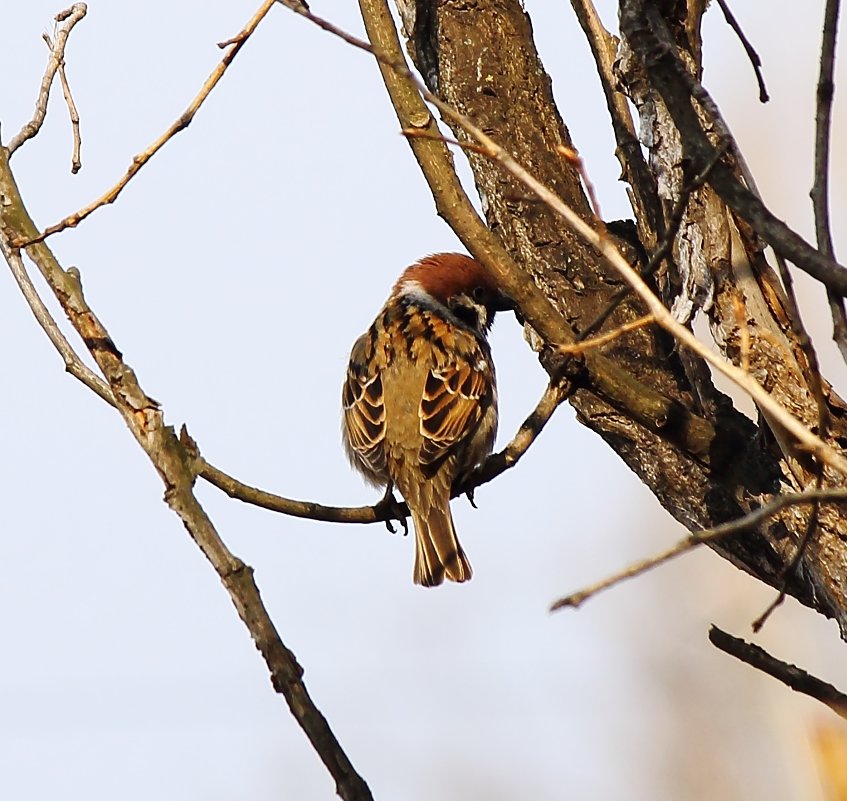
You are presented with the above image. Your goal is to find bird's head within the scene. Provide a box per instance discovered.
[393,253,513,335]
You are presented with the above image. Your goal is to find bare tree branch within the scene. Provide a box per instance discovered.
[551,489,847,611]
[709,626,847,719]
[14,0,277,247]
[1,242,113,406]
[0,72,373,801]
[714,0,769,103]
[195,380,572,524]
[41,29,83,173]
[811,0,847,363]
[7,3,87,156]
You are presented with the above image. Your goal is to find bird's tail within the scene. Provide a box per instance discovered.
[411,504,472,587]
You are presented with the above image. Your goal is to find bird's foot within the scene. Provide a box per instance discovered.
[376,484,409,536]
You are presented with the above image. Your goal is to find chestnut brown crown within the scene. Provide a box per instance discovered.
[392,253,512,335]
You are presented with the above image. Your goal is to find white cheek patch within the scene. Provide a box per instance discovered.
[398,281,437,308]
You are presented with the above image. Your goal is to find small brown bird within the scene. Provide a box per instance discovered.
[342,253,511,586]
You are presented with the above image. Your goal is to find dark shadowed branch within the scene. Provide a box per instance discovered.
[714,0,769,103]
[709,626,847,719]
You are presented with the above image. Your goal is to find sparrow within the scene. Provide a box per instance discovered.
[342,253,511,587]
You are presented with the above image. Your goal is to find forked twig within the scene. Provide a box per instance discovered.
[7,3,87,156]
[14,0,277,247]
[42,30,83,173]
[0,242,113,406]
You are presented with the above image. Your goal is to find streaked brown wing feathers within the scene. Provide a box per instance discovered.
[343,362,387,475]
[419,357,491,473]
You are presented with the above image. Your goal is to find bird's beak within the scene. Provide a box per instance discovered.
[493,291,515,313]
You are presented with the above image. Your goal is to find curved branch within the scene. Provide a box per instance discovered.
[811,0,847,362]
[195,380,572,522]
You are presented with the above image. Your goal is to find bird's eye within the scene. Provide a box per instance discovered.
[472,286,485,302]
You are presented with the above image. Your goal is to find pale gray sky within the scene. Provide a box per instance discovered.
[2,2,846,800]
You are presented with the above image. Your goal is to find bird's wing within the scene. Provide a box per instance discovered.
[418,351,493,476]
[342,334,388,476]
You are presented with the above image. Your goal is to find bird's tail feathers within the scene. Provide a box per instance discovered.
[412,505,472,587]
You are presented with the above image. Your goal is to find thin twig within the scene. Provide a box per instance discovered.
[752,463,826,632]
[197,380,571,523]
[0,242,114,407]
[811,0,847,363]
[556,145,604,234]
[402,127,490,155]
[561,315,655,355]
[14,0,276,247]
[709,626,847,719]
[7,3,87,156]
[550,488,847,610]
[714,0,769,103]
[42,31,83,173]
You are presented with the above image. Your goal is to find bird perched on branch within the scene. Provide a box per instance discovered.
[342,253,512,587]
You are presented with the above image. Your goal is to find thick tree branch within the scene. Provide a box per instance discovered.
[286,0,719,467]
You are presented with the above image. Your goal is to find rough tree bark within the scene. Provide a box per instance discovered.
[388,0,847,632]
